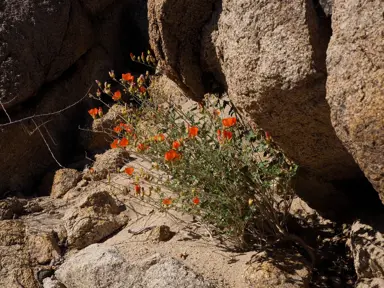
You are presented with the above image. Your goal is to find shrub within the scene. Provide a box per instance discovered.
[88,52,299,251]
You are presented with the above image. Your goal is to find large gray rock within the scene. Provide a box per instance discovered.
[148,0,363,215]
[55,244,213,288]
[55,245,131,288]
[0,0,93,108]
[202,0,359,182]
[326,0,384,202]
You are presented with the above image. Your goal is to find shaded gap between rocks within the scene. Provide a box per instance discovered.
[297,0,384,222]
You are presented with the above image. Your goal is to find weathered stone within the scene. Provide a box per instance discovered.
[148,225,174,242]
[202,0,359,181]
[148,0,216,101]
[0,197,25,219]
[318,0,333,16]
[56,244,213,288]
[43,278,66,288]
[55,244,132,288]
[244,251,310,288]
[51,169,82,199]
[63,191,127,249]
[326,0,384,201]
[78,190,122,215]
[93,148,131,173]
[349,220,384,280]
[356,278,384,288]
[0,221,39,288]
[27,232,61,265]
[142,257,213,288]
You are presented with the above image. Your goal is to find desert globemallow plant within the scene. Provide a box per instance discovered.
[86,51,303,252]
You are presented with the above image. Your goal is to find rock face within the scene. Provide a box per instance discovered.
[326,0,384,202]
[148,0,367,215]
[55,244,213,288]
[148,0,216,101]
[349,220,384,284]
[0,0,92,108]
[202,0,359,182]
[63,190,128,249]
[243,251,310,288]
[51,169,82,199]
[0,0,147,197]
[0,221,39,288]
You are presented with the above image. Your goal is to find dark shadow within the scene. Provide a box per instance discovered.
[200,0,227,95]
[115,0,150,75]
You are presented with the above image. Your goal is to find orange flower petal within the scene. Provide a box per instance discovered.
[192,196,200,205]
[137,143,148,151]
[88,108,98,117]
[122,73,134,82]
[162,197,172,206]
[172,140,181,150]
[222,117,237,127]
[223,130,233,140]
[110,139,119,149]
[135,184,141,194]
[188,126,199,138]
[125,167,134,175]
[118,137,129,147]
[164,149,181,161]
[113,126,122,133]
[139,86,147,93]
[112,90,122,101]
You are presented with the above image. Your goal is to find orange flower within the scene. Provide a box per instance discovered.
[137,143,148,151]
[188,126,199,138]
[112,90,122,101]
[118,137,129,147]
[134,184,141,194]
[222,117,237,127]
[125,167,134,175]
[217,129,232,141]
[110,139,119,149]
[88,108,98,118]
[139,86,146,94]
[164,150,181,161]
[162,197,172,206]
[192,196,200,205]
[223,130,233,140]
[119,123,133,134]
[154,134,165,142]
[172,140,181,150]
[122,73,134,82]
[113,125,122,133]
